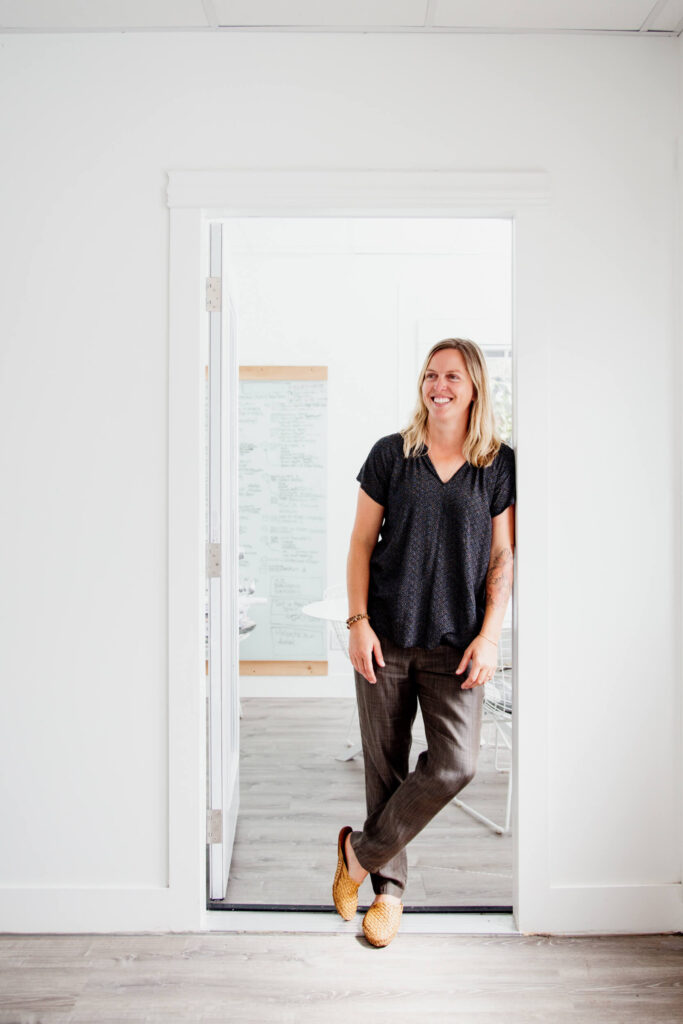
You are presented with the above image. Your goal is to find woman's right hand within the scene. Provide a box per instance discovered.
[348,620,385,684]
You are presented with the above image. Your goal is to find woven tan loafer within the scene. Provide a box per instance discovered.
[362,900,404,947]
[332,825,360,920]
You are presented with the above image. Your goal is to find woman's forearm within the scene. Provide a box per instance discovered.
[479,545,514,643]
[346,538,374,618]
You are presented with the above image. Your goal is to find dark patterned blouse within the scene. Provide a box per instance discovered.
[356,432,516,651]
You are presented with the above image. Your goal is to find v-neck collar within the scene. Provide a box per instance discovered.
[421,449,469,486]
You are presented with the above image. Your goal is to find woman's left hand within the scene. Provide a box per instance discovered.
[456,634,497,689]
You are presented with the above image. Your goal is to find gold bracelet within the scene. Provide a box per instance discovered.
[346,612,370,629]
[479,632,498,646]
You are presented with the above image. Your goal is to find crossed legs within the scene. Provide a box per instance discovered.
[348,633,485,901]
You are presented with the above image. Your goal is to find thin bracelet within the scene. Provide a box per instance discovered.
[479,632,498,646]
[347,612,370,629]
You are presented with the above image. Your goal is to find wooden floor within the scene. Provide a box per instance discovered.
[219,697,513,907]
[1,932,682,1022]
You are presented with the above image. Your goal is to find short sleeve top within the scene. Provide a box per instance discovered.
[356,432,516,651]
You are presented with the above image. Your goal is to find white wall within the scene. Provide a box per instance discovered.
[0,30,680,931]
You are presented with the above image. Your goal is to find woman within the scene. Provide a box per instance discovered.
[332,338,516,947]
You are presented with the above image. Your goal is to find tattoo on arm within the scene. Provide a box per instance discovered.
[486,547,513,606]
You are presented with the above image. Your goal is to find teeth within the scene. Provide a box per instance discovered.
[433,397,451,404]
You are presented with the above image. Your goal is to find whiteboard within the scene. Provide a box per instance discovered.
[238,368,327,672]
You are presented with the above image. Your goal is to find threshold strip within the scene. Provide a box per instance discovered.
[208,902,513,914]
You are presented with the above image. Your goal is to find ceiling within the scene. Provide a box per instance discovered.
[0,0,682,36]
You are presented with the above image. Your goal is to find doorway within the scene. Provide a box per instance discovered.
[207,216,515,914]
[166,168,552,934]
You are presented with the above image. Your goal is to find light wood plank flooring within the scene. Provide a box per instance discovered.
[218,698,512,907]
[1,932,681,1023]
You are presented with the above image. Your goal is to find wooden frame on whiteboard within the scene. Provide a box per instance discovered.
[240,660,327,676]
[239,365,328,676]
[240,365,327,381]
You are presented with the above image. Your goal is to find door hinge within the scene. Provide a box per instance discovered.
[206,276,222,312]
[207,542,221,578]
[207,808,222,844]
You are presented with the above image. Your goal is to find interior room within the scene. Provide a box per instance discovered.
[1,1,682,1020]
[219,216,513,909]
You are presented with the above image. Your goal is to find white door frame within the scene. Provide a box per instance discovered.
[166,169,552,933]
[206,223,240,900]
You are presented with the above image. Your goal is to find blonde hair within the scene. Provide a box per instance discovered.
[400,338,502,468]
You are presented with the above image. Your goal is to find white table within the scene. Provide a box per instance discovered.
[301,597,361,761]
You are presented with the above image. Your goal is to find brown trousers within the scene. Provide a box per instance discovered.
[349,632,484,898]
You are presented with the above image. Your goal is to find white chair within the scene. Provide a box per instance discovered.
[451,625,513,835]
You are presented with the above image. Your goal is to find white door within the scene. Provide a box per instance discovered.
[206,221,240,901]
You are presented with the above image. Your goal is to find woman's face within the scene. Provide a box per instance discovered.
[421,348,476,421]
